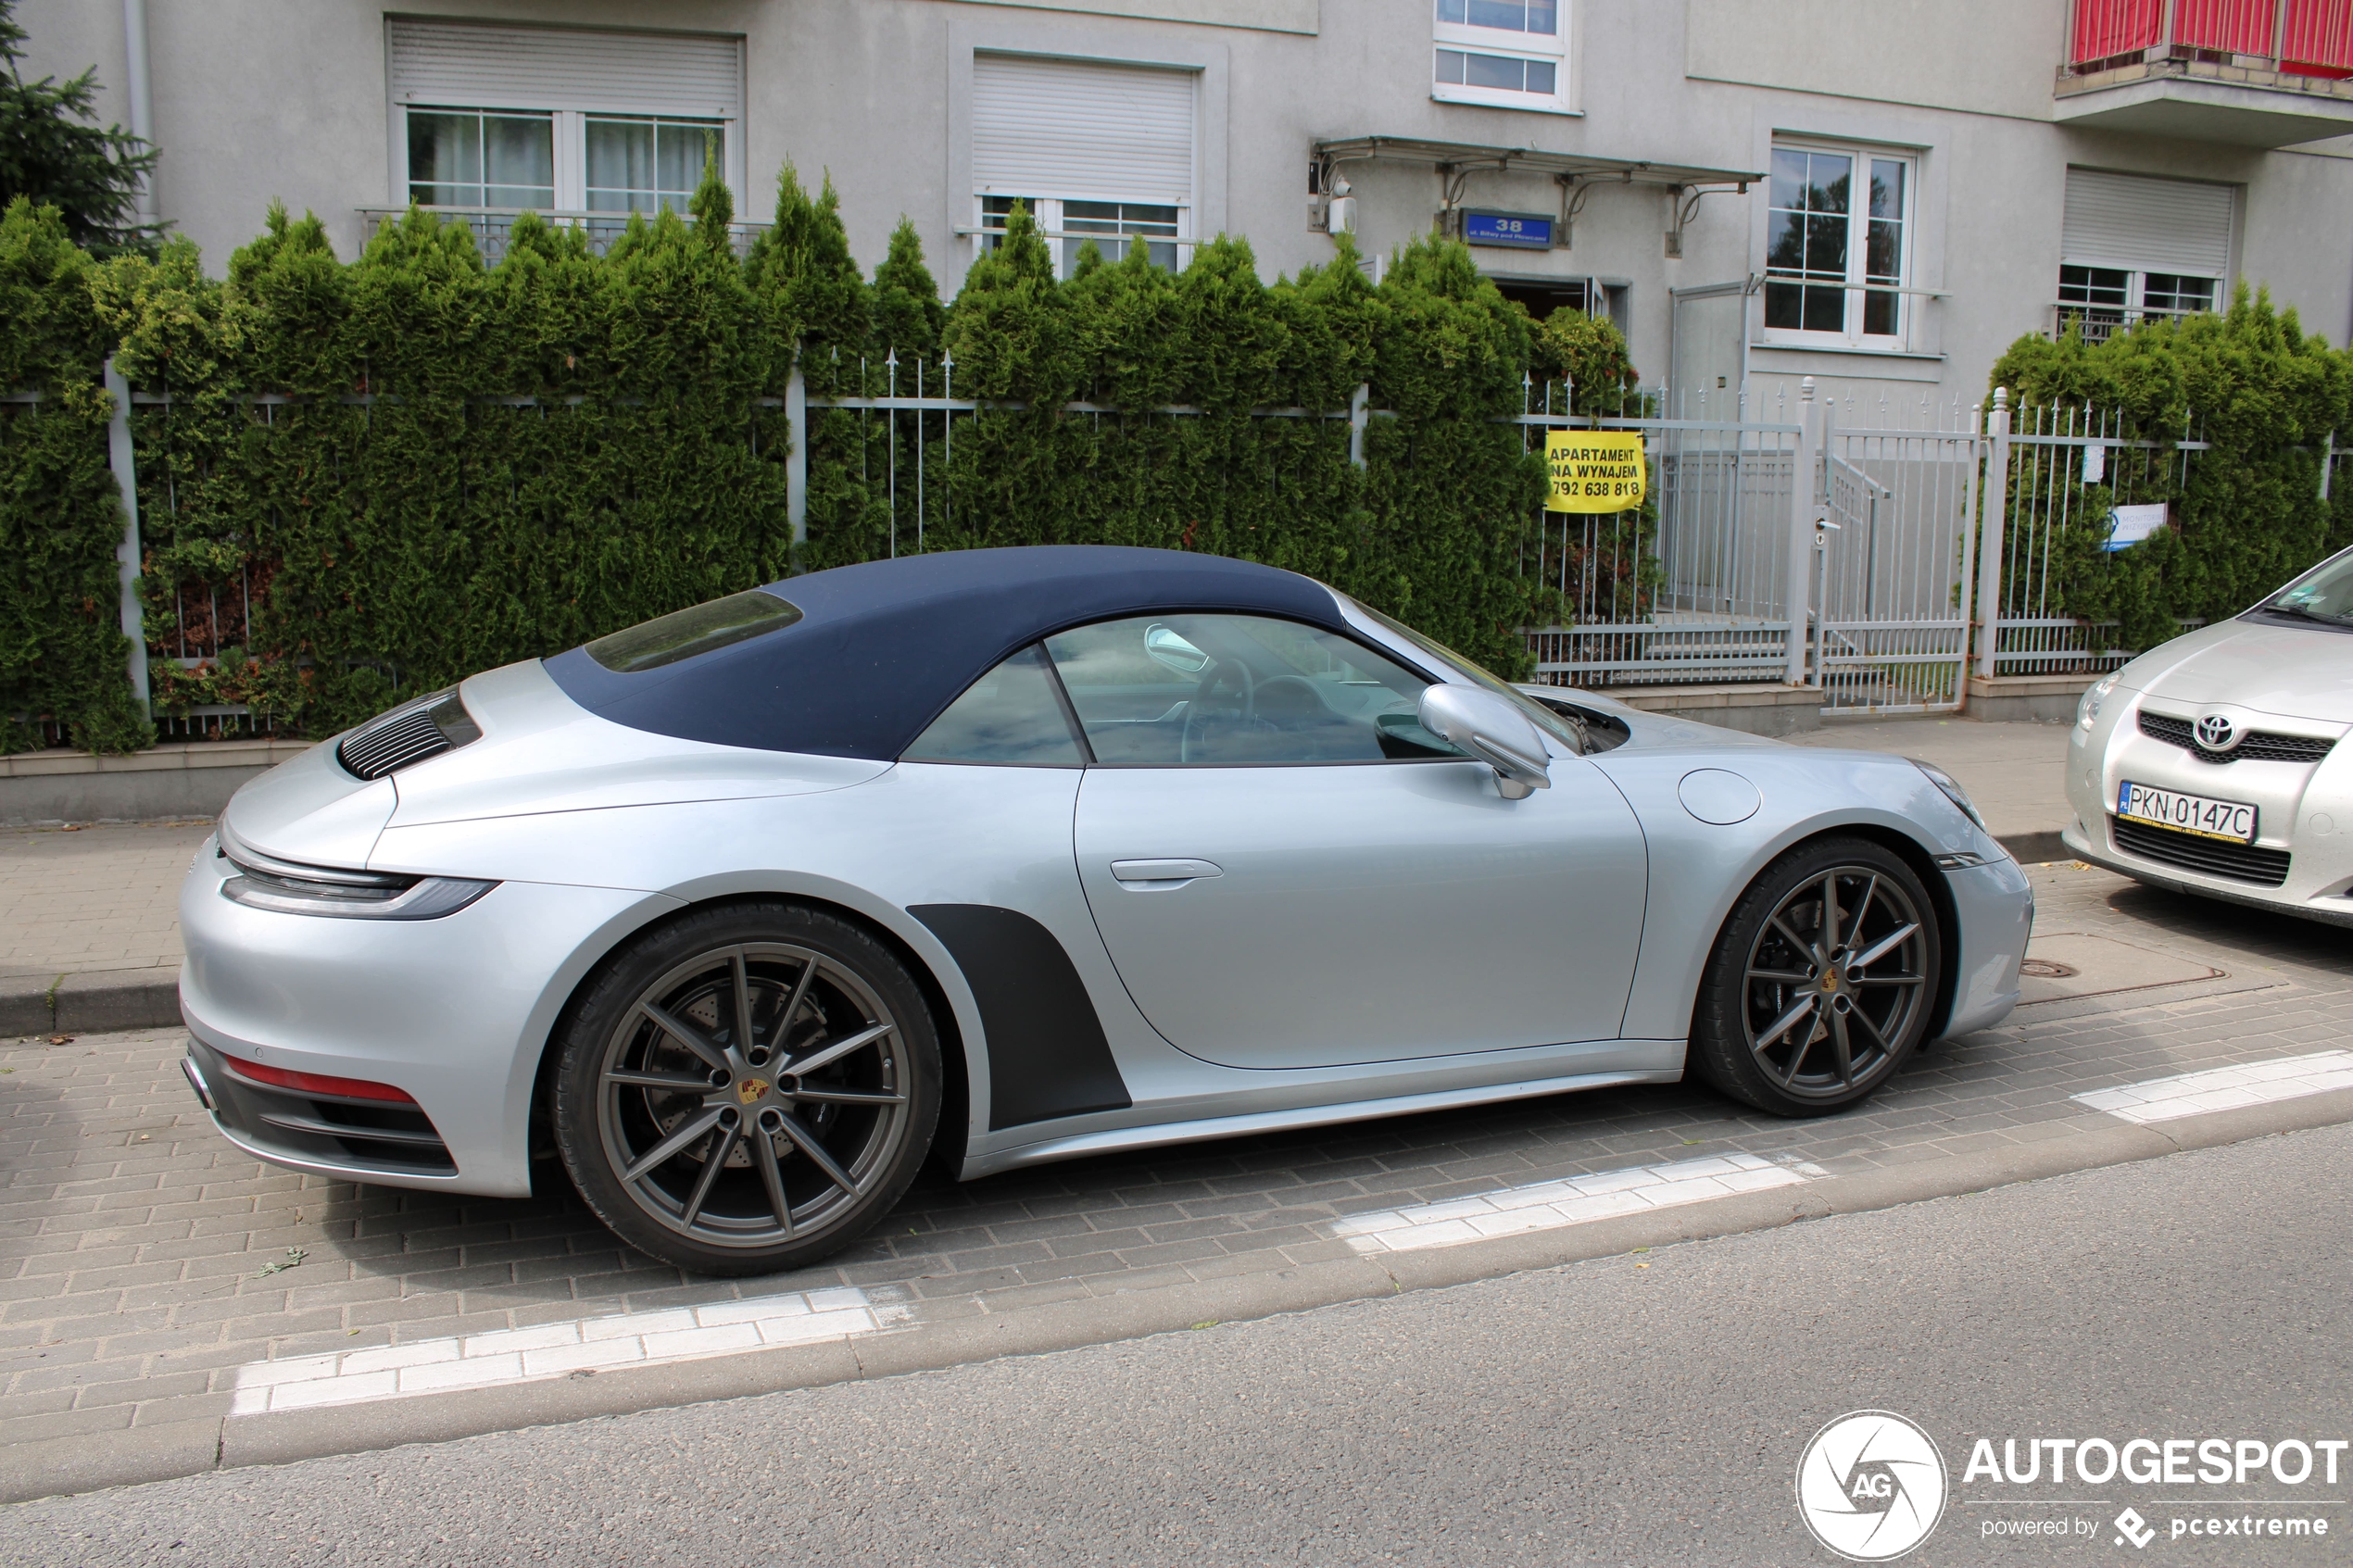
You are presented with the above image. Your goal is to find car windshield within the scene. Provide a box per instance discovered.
[2257,547,2353,627]
[1341,596,1586,752]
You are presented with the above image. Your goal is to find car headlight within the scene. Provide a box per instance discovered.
[1909,759,1986,832]
[2078,673,2120,732]
[215,821,496,922]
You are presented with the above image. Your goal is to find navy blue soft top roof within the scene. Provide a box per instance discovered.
[543,546,1348,759]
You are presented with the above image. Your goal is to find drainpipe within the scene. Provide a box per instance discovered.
[121,0,157,224]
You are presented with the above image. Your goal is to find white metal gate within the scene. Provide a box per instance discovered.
[1527,378,1985,714]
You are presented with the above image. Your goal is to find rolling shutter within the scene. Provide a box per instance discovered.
[972,54,1196,206]
[387,19,743,119]
[2060,169,2234,277]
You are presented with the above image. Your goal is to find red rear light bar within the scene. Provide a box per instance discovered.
[222,1056,418,1105]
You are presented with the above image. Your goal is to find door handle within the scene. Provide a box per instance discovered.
[1110,858,1223,885]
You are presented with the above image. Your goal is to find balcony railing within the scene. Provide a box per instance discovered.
[355,207,772,264]
[2068,0,2353,78]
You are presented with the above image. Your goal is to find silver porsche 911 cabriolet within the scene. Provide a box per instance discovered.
[178,546,2030,1273]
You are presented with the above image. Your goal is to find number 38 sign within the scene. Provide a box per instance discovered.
[1544,431,1647,513]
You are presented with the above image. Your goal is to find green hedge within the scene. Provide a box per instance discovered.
[1,168,1608,750]
[1991,287,2353,651]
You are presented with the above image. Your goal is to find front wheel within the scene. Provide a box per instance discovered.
[1689,836,1942,1117]
[552,902,940,1276]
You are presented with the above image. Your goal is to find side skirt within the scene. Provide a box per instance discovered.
[960,1066,1684,1180]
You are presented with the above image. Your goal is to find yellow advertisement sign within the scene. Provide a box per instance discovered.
[1546,431,1647,513]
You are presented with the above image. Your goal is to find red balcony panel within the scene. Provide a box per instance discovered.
[2074,0,2162,64]
[2172,0,2280,53]
[2283,0,2353,74]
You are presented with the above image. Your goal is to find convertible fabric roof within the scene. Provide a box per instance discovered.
[542,546,1348,759]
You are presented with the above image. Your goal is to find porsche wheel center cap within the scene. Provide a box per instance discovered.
[736,1078,770,1106]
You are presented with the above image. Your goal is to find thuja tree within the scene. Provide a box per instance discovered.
[101,169,791,734]
[0,197,147,753]
[10,160,1616,748]
[1990,286,2353,650]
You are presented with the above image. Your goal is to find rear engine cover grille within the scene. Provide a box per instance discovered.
[337,688,482,780]
[2112,816,2292,887]
[2137,710,2335,765]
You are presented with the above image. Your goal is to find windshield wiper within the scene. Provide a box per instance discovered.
[2259,601,2353,626]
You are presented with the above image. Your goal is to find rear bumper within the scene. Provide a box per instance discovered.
[180,834,679,1197]
[182,1035,466,1189]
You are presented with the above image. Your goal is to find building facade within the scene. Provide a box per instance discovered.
[23,0,2353,412]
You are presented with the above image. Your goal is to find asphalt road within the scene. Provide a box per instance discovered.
[4,1124,2347,1568]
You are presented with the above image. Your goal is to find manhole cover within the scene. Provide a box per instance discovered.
[2020,959,2080,979]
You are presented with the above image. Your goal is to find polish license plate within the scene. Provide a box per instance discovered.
[2116,781,2257,843]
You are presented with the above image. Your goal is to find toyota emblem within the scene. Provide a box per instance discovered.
[2194,713,2238,751]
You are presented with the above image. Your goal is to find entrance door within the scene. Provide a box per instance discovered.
[1047,613,1648,1071]
[1668,280,1755,419]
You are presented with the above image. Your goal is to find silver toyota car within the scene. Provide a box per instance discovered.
[2064,543,2353,927]
[178,546,2031,1273]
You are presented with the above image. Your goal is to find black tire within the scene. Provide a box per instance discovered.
[1689,835,1943,1117]
[552,901,940,1276]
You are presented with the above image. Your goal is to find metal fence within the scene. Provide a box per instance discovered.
[19,358,2334,749]
[1525,378,1985,714]
[1974,395,2210,678]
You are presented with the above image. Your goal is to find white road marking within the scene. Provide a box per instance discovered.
[2070,1048,2353,1126]
[1331,1151,1829,1255]
[228,1286,910,1416]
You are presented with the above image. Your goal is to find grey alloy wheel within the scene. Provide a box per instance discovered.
[1740,865,1930,1100]
[1691,836,1942,1117]
[554,904,938,1274]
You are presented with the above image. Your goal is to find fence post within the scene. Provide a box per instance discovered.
[102,358,150,716]
[1974,386,2012,682]
[1783,377,1820,684]
[1954,399,1984,714]
[1348,383,1369,470]
[784,343,808,563]
[2322,431,2334,502]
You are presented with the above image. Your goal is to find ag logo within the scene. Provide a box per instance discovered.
[1795,1411,1948,1561]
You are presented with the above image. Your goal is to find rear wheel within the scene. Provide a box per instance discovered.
[552,903,940,1275]
[1690,837,1941,1116]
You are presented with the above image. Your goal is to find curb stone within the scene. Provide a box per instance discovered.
[0,968,182,1037]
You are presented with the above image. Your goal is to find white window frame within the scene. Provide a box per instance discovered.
[397,107,733,216]
[970,196,1193,281]
[1759,138,1918,353]
[384,21,746,220]
[1431,0,1573,116]
[2055,265,2220,335]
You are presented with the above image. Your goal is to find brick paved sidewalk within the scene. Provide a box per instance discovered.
[5,857,2348,1474]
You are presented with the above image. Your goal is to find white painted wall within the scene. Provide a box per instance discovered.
[14,0,2353,409]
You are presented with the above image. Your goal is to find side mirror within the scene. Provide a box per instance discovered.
[1418,685,1553,799]
[1144,624,1213,676]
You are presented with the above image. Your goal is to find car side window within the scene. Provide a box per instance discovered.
[902,644,1086,765]
[1042,613,1463,766]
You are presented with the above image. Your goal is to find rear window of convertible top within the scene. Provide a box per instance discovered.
[584,589,804,674]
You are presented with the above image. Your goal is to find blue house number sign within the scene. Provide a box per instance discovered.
[1465,211,1554,249]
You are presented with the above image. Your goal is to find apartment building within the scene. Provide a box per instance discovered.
[24,0,2353,410]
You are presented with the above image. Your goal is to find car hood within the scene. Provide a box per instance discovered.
[2116,617,2353,723]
